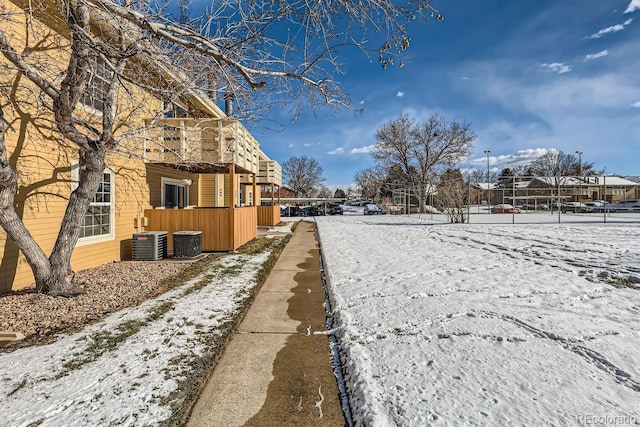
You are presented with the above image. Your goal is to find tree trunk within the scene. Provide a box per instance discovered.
[46,149,105,295]
[0,105,106,294]
[0,106,52,291]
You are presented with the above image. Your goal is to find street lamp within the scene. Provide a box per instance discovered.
[484,150,491,208]
[575,150,584,205]
[575,151,583,175]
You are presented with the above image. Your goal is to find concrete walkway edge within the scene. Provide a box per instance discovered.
[187,221,347,426]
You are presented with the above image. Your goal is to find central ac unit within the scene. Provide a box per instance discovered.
[132,231,167,261]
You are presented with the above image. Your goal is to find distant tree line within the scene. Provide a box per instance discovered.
[351,112,606,223]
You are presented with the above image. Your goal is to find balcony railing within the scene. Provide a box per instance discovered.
[258,159,282,186]
[144,118,260,174]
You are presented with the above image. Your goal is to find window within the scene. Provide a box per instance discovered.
[80,171,114,239]
[162,101,189,118]
[80,54,113,112]
[162,178,189,208]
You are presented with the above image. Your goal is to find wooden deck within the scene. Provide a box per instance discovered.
[144,206,257,252]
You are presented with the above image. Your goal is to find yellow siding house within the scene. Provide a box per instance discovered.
[0,0,281,293]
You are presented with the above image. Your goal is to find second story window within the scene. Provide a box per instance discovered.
[162,101,189,118]
[80,54,112,112]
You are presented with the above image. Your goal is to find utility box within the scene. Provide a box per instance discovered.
[173,231,202,258]
[132,231,167,261]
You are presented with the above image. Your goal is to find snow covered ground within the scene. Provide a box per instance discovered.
[317,213,640,426]
[3,215,639,426]
[0,225,292,427]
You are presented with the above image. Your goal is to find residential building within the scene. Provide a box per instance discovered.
[0,0,281,293]
[490,176,639,206]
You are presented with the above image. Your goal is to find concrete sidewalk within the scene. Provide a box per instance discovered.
[187,221,346,427]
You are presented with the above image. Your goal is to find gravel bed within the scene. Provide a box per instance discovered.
[0,260,197,348]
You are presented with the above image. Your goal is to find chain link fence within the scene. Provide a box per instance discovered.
[381,176,640,224]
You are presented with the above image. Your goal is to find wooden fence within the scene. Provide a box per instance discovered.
[144,206,257,252]
[257,205,281,226]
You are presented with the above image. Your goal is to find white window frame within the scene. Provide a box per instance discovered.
[162,100,189,118]
[71,164,116,246]
[79,53,113,114]
[161,177,189,209]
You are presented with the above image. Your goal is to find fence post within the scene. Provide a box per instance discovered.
[604,175,607,224]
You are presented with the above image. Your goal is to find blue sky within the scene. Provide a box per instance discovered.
[250,1,640,190]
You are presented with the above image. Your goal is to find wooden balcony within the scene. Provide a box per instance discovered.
[144,118,260,174]
[258,159,282,186]
[144,206,257,252]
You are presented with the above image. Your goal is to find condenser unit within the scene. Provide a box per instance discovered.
[132,231,167,261]
[173,231,202,258]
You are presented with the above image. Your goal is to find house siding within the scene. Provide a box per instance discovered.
[1,0,282,293]
[1,0,161,292]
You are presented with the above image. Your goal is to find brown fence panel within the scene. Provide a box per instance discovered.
[232,206,258,248]
[145,208,250,252]
[257,205,281,226]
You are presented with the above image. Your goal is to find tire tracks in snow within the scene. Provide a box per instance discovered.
[426,226,639,280]
[469,309,640,393]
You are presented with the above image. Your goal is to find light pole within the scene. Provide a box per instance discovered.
[575,150,583,204]
[575,151,583,175]
[484,150,491,208]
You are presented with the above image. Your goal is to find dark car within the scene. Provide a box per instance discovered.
[306,206,325,216]
[328,204,343,215]
[280,206,304,217]
[609,199,640,212]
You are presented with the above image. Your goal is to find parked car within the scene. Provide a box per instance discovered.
[423,205,441,214]
[387,205,401,214]
[327,204,343,215]
[583,201,613,212]
[561,202,592,213]
[490,204,522,214]
[609,199,640,212]
[280,206,301,217]
[519,203,549,211]
[298,206,325,216]
[363,204,383,215]
[308,206,325,216]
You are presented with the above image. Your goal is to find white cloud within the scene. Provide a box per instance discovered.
[540,63,572,74]
[588,18,633,38]
[288,144,294,148]
[631,101,640,108]
[327,147,345,155]
[584,50,608,61]
[350,145,376,154]
[496,148,552,167]
[470,148,551,169]
[396,91,405,97]
[625,0,640,13]
[303,143,313,147]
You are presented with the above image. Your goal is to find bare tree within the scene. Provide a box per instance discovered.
[434,169,467,223]
[282,156,324,197]
[316,186,332,199]
[0,0,443,294]
[353,167,383,201]
[371,112,475,212]
[529,149,596,183]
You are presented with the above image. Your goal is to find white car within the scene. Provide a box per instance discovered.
[561,202,592,213]
[363,204,383,215]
